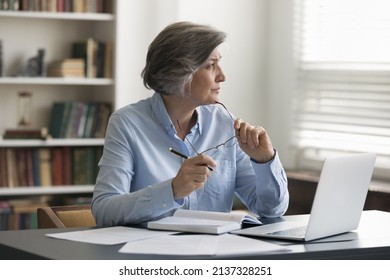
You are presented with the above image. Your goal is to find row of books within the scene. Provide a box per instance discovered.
[49,101,111,139]
[0,199,47,230]
[0,0,113,13]
[71,38,113,78]
[42,38,113,78]
[0,146,102,188]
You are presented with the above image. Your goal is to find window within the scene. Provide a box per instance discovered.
[293,0,390,178]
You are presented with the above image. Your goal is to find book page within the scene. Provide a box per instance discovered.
[152,216,236,227]
[173,209,261,224]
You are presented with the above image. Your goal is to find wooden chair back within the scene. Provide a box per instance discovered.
[37,205,96,229]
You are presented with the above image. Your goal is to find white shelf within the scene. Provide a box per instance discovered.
[0,185,94,196]
[0,77,113,86]
[0,11,114,21]
[0,138,104,147]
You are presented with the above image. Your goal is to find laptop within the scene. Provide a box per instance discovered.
[233,153,377,242]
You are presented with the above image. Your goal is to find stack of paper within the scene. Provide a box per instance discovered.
[47,226,290,256]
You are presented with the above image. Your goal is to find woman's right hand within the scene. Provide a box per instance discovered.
[171,154,216,199]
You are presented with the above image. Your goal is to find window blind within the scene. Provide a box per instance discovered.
[293,0,390,175]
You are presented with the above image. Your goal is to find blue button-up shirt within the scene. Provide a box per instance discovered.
[92,92,289,227]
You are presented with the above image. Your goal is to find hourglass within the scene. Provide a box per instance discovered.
[17,91,32,128]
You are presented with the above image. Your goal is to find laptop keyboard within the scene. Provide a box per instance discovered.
[267,225,307,238]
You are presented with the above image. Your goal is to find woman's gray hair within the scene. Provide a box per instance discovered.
[141,21,227,96]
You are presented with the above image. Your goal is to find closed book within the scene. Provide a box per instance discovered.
[25,149,34,186]
[77,103,89,138]
[47,68,85,78]
[0,148,8,187]
[103,41,113,78]
[6,149,17,187]
[85,146,102,184]
[83,103,97,138]
[147,209,262,235]
[51,147,63,186]
[64,101,85,138]
[47,58,85,78]
[72,41,88,76]
[0,201,11,230]
[57,0,65,12]
[64,0,72,12]
[72,0,84,13]
[3,128,48,140]
[72,147,87,185]
[32,148,41,186]
[38,148,52,186]
[85,147,96,184]
[96,41,105,78]
[15,149,27,187]
[67,101,84,138]
[86,37,97,78]
[59,102,73,138]
[49,102,66,138]
[103,0,112,13]
[50,58,85,69]
[62,146,72,185]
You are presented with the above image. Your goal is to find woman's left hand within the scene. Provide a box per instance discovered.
[234,118,275,163]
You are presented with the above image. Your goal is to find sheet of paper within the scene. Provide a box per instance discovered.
[119,233,290,256]
[46,226,178,245]
[214,234,290,256]
[119,234,219,256]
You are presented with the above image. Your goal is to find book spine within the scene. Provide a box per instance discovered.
[25,148,34,186]
[51,147,63,186]
[0,148,8,187]
[6,149,17,187]
[0,39,3,77]
[38,148,52,186]
[62,146,72,185]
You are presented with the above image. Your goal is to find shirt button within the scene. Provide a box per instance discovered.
[162,202,167,208]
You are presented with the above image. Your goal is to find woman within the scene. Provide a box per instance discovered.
[92,21,289,227]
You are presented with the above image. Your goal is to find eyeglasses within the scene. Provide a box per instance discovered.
[177,101,237,158]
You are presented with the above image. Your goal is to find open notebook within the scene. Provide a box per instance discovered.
[233,153,376,241]
[147,209,261,234]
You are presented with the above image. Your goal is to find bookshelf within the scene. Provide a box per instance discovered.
[0,77,113,85]
[0,138,104,147]
[0,10,114,21]
[0,0,125,230]
[0,186,94,196]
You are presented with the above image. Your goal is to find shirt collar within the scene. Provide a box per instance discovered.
[150,92,203,136]
[194,108,203,135]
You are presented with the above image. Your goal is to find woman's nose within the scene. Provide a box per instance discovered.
[217,67,226,82]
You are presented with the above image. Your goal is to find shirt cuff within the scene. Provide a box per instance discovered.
[151,179,184,210]
[250,149,285,179]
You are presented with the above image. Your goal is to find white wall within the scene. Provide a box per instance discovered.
[263,0,296,168]
[114,0,157,109]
